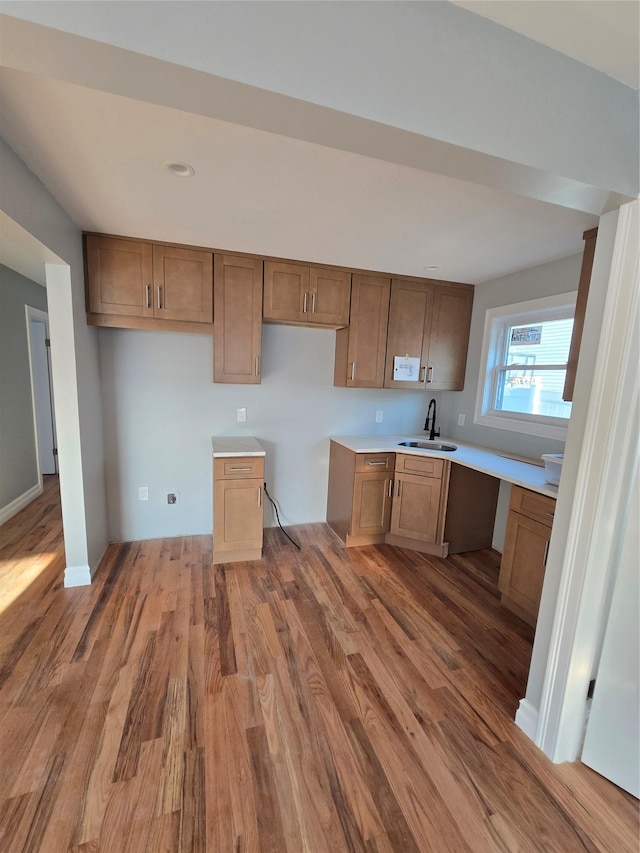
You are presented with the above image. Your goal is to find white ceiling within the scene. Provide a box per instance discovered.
[0,2,636,288]
[452,1,640,89]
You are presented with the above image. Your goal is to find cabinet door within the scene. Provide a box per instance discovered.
[424,284,473,391]
[213,478,263,554]
[352,472,392,538]
[335,274,390,387]
[389,472,442,543]
[384,280,433,389]
[499,511,550,624]
[309,268,351,326]
[263,261,309,323]
[214,255,263,384]
[85,235,153,317]
[153,245,213,323]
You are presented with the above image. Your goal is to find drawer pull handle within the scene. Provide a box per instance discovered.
[255,356,260,377]
[258,488,261,507]
[427,366,433,383]
[367,460,386,466]
[388,479,392,497]
[420,366,426,383]
[350,362,355,381]
[396,480,401,498]
[303,292,308,314]
[546,511,555,518]
[543,540,550,566]
[312,292,317,314]
[157,286,162,309]
[145,284,151,308]
[229,467,252,472]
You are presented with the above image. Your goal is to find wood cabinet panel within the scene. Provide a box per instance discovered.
[389,472,442,543]
[213,478,263,556]
[352,472,393,539]
[384,280,432,389]
[425,284,473,390]
[263,261,308,323]
[334,274,391,387]
[563,227,598,401]
[355,453,395,473]
[153,245,212,323]
[214,254,263,384]
[85,235,153,317]
[499,485,555,626]
[309,268,351,326]
[214,456,265,480]
[395,455,444,478]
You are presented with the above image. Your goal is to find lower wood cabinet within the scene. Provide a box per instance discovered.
[386,454,449,555]
[213,456,264,564]
[499,486,556,626]
[326,443,394,546]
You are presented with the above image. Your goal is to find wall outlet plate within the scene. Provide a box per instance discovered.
[458,414,466,426]
[237,407,247,423]
[138,486,149,501]
[167,492,178,505]
[375,411,383,423]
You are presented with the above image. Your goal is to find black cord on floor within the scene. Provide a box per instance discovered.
[263,482,301,550]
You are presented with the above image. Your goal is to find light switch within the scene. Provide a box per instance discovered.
[237,407,247,423]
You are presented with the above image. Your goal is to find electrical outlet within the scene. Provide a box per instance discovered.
[167,492,178,505]
[375,410,383,423]
[236,407,247,423]
[458,414,466,426]
[138,486,149,501]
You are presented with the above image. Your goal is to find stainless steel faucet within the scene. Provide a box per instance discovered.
[424,398,440,441]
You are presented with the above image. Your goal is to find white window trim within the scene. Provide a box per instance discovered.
[474,291,577,441]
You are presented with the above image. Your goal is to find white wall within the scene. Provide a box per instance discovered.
[0,136,108,575]
[99,324,435,541]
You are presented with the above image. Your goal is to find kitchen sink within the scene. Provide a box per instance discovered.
[398,440,458,452]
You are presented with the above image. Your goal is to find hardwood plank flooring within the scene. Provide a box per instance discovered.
[0,480,637,852]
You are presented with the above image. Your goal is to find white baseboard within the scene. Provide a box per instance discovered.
[515,698,539,742]
[0,482,42,526]
[64,564,92,587]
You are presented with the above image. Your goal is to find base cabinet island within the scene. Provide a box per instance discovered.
[327,436,558,623]
[212,437,265,564]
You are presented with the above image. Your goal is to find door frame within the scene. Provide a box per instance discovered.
[25,305,58,485]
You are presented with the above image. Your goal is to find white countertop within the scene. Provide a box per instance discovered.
[212,436,266,457]
[330,434,559,499]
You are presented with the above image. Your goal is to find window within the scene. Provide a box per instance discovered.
[475,292,577,440]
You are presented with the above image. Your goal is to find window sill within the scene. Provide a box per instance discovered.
[474,412,569,441]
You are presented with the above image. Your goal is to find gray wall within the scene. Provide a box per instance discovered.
[439,253,583,461]
[0,263,48,508]
[0,136,108,574]
[99,324,436,541]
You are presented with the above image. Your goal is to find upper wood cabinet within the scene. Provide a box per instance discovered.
[334,274,391,387]
[563,227,598,402]
[384,279,473,391]
[85,235,213,330]
[213,254,263,384]
[263,261,351,328]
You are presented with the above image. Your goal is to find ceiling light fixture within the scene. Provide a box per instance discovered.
[165,161,195,177]
[426,265,439,271]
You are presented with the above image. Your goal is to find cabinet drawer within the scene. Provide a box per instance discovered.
[510,486,556,526]
[355,453,395,473]
[395,454,444,479]
[214,456,265,480]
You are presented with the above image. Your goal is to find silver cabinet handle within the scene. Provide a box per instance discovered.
[420,366,426,383]
[157,286,162,309]
[350,362,355,381]
[387,479,392,498]
[427,367,434,383]
[396,480,401,498]
[546,511,555,518]
[145,284,151,308]
[229,466,252,472]
[303,292,308,313]
[257,487,262,507]
[255,356,260,376]
[367,460,386,466]
[543,539,550,566]
[312,292,317,313]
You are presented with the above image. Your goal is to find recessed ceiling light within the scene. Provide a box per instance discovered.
[165,161,195,177]
[426,265,439,271]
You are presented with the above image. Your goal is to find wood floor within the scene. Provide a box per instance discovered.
[0,478,637,852]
